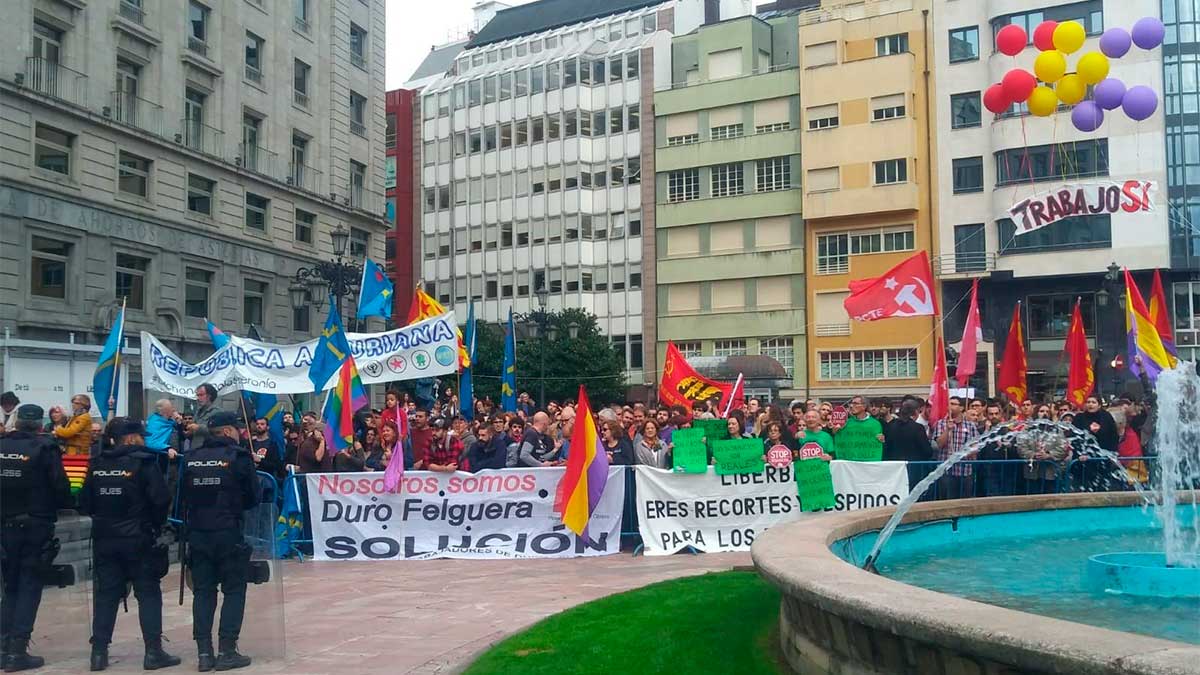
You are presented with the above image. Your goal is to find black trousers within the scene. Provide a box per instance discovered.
[91,537,162,646]
[188,528,248,644]
[0,517,52,642]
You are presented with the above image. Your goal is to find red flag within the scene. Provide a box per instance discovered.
[997,303,1027,406]
[928,338,949,425]
[843,251,938,321]
[1065,298,1094,409]
[660,342,743,414]
[956,279,981,384]
[1148,269,1176,353]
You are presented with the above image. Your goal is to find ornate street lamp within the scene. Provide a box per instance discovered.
[290,224,363,327]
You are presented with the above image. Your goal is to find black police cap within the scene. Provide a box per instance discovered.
[16,404,44,421]
[113,419,146,438]
[207,411,245,429]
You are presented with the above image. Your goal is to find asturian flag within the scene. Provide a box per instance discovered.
[356,258,394,320]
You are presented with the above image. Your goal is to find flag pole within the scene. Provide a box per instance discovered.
[106,297,127,422]
[722,373,744,418]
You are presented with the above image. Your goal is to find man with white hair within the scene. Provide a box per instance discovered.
[145,399,181,460]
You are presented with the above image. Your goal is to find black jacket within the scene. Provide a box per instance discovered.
[603,437,635,466]
[180,435,258,532]
[882,419,934,462]
[1073,410,1120,454]
[78,443,169,539]
[0,431,71,521]
[468,435,509,472]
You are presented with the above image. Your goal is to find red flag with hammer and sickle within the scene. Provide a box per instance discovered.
[659,342,743,413]
[843,251,938,322]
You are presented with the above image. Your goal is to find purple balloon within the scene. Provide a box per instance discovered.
[1094,78,1127,110]
[1072,101,1105,132]
[1122,85,1159,121]
[1131,17,1165,49]
[1099,27,1132,58]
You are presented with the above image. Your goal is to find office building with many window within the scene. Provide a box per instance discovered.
[933,0,1168,398]
[413,0,753,394]
[654,10,806,401]
[1,0,389,417]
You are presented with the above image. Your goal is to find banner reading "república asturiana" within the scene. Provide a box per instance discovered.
[307,467,626,561]
[140,312,458,397]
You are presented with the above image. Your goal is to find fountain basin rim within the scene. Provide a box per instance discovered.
[751,492,1200,675]
[1087,552,1200,599]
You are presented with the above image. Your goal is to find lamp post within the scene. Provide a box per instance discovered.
[1094,261,1124,398]
[510,285,580,406]
[289,224,363,328]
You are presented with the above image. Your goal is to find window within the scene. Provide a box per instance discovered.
[530,66,544,94]
[999,214,1111,254]
[756,157,791,192]
[992,2,1103,49]
[807,167,839,193]
[292,305,309,332]
[714,339,747,357]
[711,163,744,197]
[627,52,639,79]
[244,32,264,83]
[848,227,914,254]
[293,0,309,33]
[668,169,699,202]
[187,1,208,53]
[34,124,73,175]
[953,223,987,272]
[117,151,151,198]
[514,69,528,96]
[349,92,367,136]
[183,89,207,151]
[874,159,907,185]
[872,94,906,122]
[628,104,640,131]
[1173,284,1200,349]
[949,26,980,62]
[545,62,560,90]
[676,342,701,359]
[667,133,699,146]
[115,253,148,310]
[1028,294,1095,338]
[31,236,70,298]
[760,337,794,377]
[807,104,838,130]
[997,140,1109,186]
[242,112,263,171]
[295,209,315,243]
[951,92,982,129]
[952,157,984,194]
[349,227,369,258]
[819,349,917,380]
[610,109,623,134]
[243,279,268,327]
[876,33,909,56]
[350,23,367,69]
[710,124,743,140]
[294,59,311,107]
[187,173,215,215]
[184,267,212,318]
[816,233,849,274]
[245,193,268,230]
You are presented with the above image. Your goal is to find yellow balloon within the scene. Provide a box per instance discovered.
[1077,51,1110,85]
[1056,74,1086,105]
[1052,20,1086,54]
[1033,50,1067,83]
[1028,86,1058,117]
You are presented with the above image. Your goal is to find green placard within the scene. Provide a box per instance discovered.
[671,441,709,474]
[833,422,883,462]
[671,427,707,447]
[795,457,836,511]
[693,419,730,444]
[712,438,765,475]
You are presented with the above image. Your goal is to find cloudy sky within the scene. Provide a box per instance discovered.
[385,0,534,89]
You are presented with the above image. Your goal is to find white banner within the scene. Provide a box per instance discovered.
[140,312,459,398]
[306,467,626,561]
[634,461,909,556]
[1008,180,1156,235]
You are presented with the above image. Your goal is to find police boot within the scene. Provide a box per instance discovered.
[196,640,215,673]
[143,638,181,670]
[90,643,109,671]
[213,640,250,671]
[3,639,45,672]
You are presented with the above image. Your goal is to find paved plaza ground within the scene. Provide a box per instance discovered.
[33,552,751,674]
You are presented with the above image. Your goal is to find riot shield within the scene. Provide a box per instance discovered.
[24,511,93,670]
[236,471,286,663]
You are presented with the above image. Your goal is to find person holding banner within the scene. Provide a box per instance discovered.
[794,411,834,461]
[634,420,672,469]
[600,421,635,466]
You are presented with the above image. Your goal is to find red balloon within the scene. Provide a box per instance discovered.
[1002,69,1037,103]
[1032,20,1059,52]
[996,24,1028,56]
[983,84,1010,114]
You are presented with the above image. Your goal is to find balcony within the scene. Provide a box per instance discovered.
[350,119,366,137]
[118,0,144,24]
[350,52,366,70]
[244,64,263,85]
[238,143,278,178]
[179,118,224,159]
[289,162,323,194]
[932,252,997,277]
[187,36,208,58]
[109,91,164,136]
[347,187,384,216]
[294,16,310,35]
[23,57,88,107]
[293,89,309,108]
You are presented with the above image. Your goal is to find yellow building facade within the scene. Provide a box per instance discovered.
[797,0,939,400]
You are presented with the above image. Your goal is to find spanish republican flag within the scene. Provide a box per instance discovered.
[997,302,1027,407]
[405,285,470,368]
[1126,268,1176,383]
[554,386,610,542]
[1148,269,1177,357]
[1065,298,1094,408]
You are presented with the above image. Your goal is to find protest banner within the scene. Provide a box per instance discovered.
[306,467,625,560]
[765,444,793,469]
[834,423,883,462]
[829,461,908,511]
[670,428,709,474]
[1008,180,1156,235]
[712,438,765,475]
[140,312,459,397]
[795,443,835,512]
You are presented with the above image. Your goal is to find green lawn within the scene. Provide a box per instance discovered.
[464,570,784,675]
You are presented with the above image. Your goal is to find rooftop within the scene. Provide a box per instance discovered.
[466,0,663,48]
[404,40,469,89]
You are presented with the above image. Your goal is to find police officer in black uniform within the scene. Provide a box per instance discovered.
[78,418,180,671]
[0,405,70,672]
[179,411,257,672]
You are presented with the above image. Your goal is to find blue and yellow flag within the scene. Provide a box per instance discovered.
[93,305,125,420]
[460,303,477,420]
[501,308,517,412]
[356,258,394,320]
[309,296,353,391]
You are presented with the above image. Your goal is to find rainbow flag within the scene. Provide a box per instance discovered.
[1126,268,1177,383]
[553,386,610,542]
[322,355,369,453]
[63,454,89,494]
